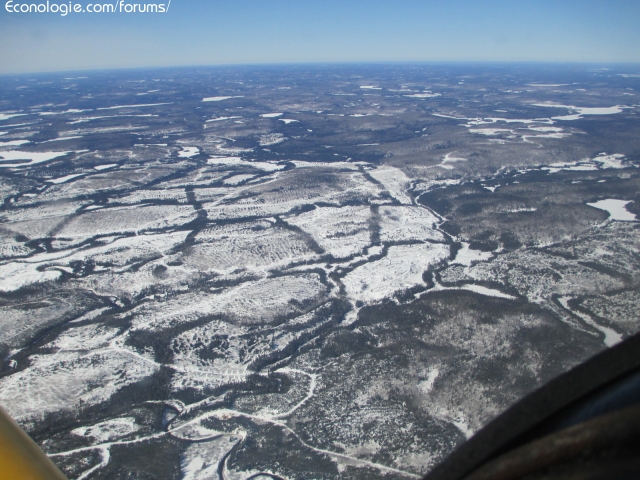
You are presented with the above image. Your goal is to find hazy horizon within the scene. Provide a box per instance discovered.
[1,60,639,78]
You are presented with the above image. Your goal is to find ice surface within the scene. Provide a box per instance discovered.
[533,103,628,120]
[0,150,71,168]
[403,93,441,98]
[558,297,622,347]
[206,116,242,122]
[97,103,171,110]
[94,164,118,170]
[46,173,86,184]
[0,113,26,121]
[586,199,636,221]
[202,96,244,102]
[206,156,284,172]
[459,284,516,300]
[0,140,30,147]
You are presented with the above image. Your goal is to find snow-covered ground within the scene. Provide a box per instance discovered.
[2,69,639,480]
[344,243,449,304]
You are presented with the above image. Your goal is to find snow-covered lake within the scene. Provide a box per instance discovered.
[587,199,636,221]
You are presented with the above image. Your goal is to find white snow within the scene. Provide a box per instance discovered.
[0,150,71,168]
[542,161,599,174]
[279,118,299,124]
[206,116,242,122]
[222,174,256,185]
[501,207,537,213]
[344,243,449,304]
[403,92,441,98]
[0,113,26,121]
[378,206,444,242]
[178,146,200,158]
[452,243,493,267]
[260,113,283,118]
[94,164,118,171]
[259,133,286,146]
[526,126,564,132]
[97,103,171,110]
[206,156,284,172]
[0,346,157,424]
[69,115,157,124]
[360,86,382,90]
[56,204,197,238]
[0,140,30,147]
[533,103,628,120]
[46,173,86,184]
[38,109,91,116]
[558,297,622,347]
[417,368,439,395]
[460,284,516,300]
[286,205,372,258]
[202,96,243,102]
[468,128,515,136]
[368,165,412,205]
[40,136,83,143]
[0,262,62,292]
[72,418,139,443]
[586,199,636,221]
[551,114,583,121]
[130,273,326,331]
[180,435,242,480]
[593,153,626,169]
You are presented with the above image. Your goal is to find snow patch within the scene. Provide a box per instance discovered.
[344,243,449,304]
[460,284,516,300]
[452,243,492,267]
[586,199,636,221]
[178,146,200,158]
[202,96,244,102]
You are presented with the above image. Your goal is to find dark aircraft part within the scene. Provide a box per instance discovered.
[424,332,640,480]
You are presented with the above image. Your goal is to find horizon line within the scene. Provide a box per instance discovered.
[2,59,640,77]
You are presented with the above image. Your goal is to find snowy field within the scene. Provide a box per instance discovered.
[1,65,639,480]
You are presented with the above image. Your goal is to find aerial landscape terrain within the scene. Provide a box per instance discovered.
[0,63,639,479]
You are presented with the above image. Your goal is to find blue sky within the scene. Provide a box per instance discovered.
[1,0,639,74]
